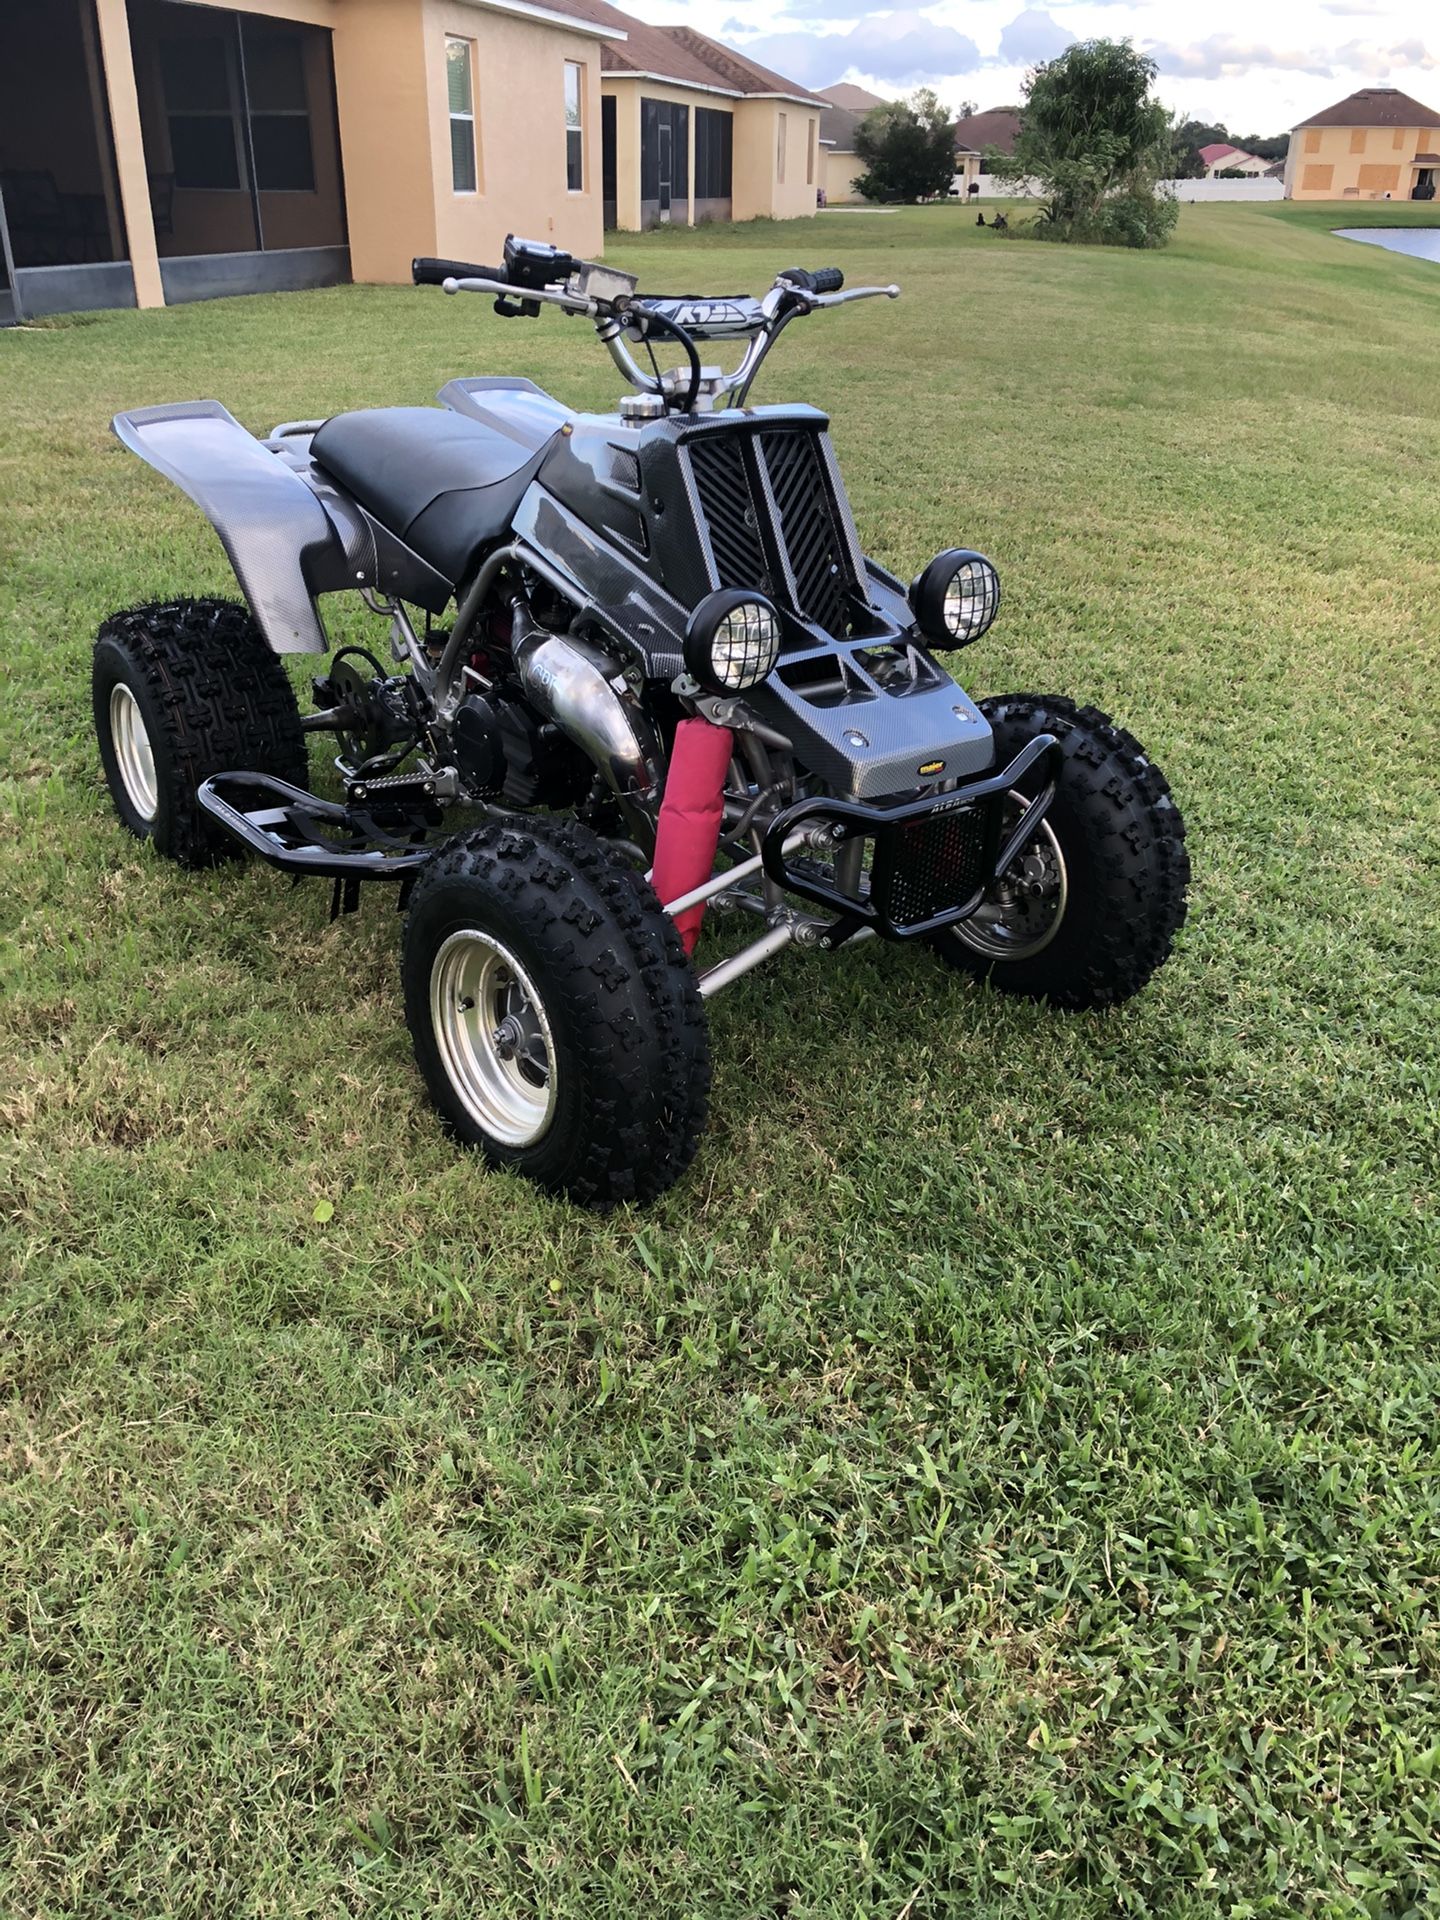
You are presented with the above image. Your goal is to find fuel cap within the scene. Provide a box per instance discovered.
[619,393,667,422]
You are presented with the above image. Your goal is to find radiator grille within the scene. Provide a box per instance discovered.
[687,435,769,593]
[686,427,858,637]
[871,802,997,933]
[757,431,850,638]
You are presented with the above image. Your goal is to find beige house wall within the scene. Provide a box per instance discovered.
[1284,120,1440,199]
[824,145,863,205]
[424,0,604,266]
[731,97,819,220]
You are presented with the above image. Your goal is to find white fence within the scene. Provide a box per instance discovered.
[1164,177,1284,202]
[953,173,1284,202]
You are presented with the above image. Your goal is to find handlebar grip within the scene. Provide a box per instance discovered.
[779,265,845,296]
[412,256,507,287]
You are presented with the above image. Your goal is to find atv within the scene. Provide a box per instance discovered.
[94,234,1189,1208]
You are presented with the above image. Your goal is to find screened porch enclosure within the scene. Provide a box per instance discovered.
[0,0,132,319]
[128,0,349,300]
[0,0,349,320]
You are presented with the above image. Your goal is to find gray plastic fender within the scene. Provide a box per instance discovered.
[114,400,453,653]
[112,400,360,652]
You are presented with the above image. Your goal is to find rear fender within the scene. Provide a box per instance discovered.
[112,400,451,653]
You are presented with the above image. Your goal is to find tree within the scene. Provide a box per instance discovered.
[854,90,963,204]
[990,39,1177,247]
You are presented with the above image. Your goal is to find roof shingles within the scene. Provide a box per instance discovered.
[539,0,821,103]
[1296,86,1440,129]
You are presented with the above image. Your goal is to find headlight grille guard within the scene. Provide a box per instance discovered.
[760,732,1061,944]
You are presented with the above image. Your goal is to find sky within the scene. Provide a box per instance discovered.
[641,0,1438,138]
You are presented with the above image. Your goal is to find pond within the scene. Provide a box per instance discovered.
[1334,226,1440,263]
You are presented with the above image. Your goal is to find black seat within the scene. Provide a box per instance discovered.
[311,407,552,585]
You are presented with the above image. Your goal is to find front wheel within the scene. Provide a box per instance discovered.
[402,819,711,1208]
[933,695,1190,1009]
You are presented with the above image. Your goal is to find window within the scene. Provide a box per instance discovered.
[1304,128,1321,154]
[564,61,584,191]
[447,38,477,193]
[694,107,733,202]
[161,33,242,190]
[776,111,786,183]
[245,31,314,191]
[1350,128,1367,154]
[806,117,816,186]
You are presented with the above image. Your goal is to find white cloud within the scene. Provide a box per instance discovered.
[740,13,984,87]
[998,8,1075,63]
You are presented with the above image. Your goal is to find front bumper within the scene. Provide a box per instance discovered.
[761,731,1060,941]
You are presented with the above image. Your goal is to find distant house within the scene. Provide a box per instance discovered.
[953,107,1022,194]
[583,3,826,229]
[817,83,887,206]
[1284,86,1440,201]
[1198,142,1269,178]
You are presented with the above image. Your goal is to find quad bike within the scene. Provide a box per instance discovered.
[94,234,1190,1208]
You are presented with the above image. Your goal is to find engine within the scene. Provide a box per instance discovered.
[451,687,594,810]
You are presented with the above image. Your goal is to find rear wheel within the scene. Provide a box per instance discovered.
[933,695,1189,1008]
[93,599,306,866]
[403,818,710,1208]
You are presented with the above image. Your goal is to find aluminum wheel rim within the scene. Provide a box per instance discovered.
[430,930,558,1147]
[952,792,1069,962]
[109,682,158,821]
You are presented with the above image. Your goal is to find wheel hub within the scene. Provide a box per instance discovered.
[952,793,1068,961]
[109,682,158,822]
[430,931,558,1147]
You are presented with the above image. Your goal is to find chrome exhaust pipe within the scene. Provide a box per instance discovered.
[510,601,660,802]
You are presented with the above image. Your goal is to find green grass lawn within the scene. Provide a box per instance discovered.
[2,203,1438,1917]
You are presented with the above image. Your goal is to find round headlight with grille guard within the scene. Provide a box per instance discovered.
[910,549,1001,648]
[684,590,782,694]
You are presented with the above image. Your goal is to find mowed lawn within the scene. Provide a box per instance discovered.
[2,202,1438,1917]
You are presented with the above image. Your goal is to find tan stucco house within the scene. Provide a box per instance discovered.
[580,3,824,230]
[0,0,819,323]
[1284,86,1440,201]
[817,83,887,206]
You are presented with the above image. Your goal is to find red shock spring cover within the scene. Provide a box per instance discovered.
[650,716,734,955]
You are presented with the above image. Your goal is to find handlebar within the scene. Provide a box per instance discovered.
[412,234,897,413]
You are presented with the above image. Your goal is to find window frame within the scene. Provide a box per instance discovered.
[777,110,787,184]
[161,31,247,194]
[806,116,816,186]
[564,60,585,193]
[244,28,316,195]
[446,36,479,196]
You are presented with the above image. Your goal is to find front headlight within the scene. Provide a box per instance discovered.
[910,549,1001,648]
[684,590,782,693]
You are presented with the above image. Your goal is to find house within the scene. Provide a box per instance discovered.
[952,107,1021,195]
[0,0,819,325]
[574,1,825,230]
[1284,86,1440,201]
[818,83,887,206]
[1197,142,1268,178]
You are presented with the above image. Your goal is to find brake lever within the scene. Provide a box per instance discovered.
[802,285,901,308]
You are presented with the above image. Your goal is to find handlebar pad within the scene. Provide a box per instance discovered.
[412,256,507,287]
[779,265,845,295]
